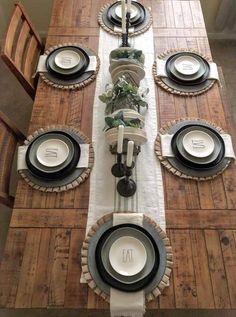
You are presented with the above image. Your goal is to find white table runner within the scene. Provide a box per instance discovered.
[86,27,165,233]
[83,27,165,317]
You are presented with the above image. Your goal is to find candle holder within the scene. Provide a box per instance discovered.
[121,11,131,47]
[121,33,129,47]
[111,153,125,177]
[117,162,136,197]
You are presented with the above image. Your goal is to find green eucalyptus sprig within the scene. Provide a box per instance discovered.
[99,76,149,115]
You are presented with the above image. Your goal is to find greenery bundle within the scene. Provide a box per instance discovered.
[110,48,145,65]
[104,111,143,131]
[99,76,149,115]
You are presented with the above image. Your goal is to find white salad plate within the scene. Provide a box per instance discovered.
[36,139,70,167]
[109,236,147,276]
[174,55,201,76]
[54,50,81,69]
[182,130,215,158]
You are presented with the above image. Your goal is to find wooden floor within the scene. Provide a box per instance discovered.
[0,0,236,314]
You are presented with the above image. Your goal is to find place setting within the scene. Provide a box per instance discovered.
[98,0,152,37]
[35,43,100,90]
[17,126,94,192]
[153,49,220,96]
[155,118,236,180]
[81,212,172,302]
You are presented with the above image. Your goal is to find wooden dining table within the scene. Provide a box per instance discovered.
[0,0,236,316]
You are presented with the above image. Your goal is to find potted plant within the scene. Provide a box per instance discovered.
[99,76,149,115]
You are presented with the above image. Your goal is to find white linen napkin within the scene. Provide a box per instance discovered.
[113,213,143,226]
[160,133,236,159]
[110,213,146,317]
[17,144,90,171]
[155,57,220,81]
[110,289,145,317]
[34,54,97,76]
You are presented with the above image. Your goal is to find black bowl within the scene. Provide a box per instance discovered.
[26,132,81,180]
[95,223,160,292]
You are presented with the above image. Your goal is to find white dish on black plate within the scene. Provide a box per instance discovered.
[182,130,215,158]
[54,50,81,69]
[96,226,157,288]
[36,138,70,167]
[46,46,89,78]
[115,3,139,20]
[172,125,224,167]
[107,1,145,27]
[109,235,147,277]
[166,53,209,84]
[174,55,201,76]
[26,132,81,179]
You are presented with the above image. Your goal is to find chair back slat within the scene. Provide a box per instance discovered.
[1,2,44,99]
[23,37,39,84]
[4,6,22,58]
[14,20,31,70]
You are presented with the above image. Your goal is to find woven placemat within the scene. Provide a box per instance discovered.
[81,212,173,303]
[19,125,94,192]
[39,43,100,90]
[153,49,216,97]
[155,118,232,181]
[98,2,152,37]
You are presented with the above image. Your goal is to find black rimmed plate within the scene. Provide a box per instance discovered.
[26,132,81,180]
[107,1,145,27]
[171,124,225,169]
[46,46,90,78]
[95,224,159,292]
[176,126,223,164]
[166,53,210,86]
[114,2,140,21]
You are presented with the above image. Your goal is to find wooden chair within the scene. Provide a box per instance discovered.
[0,110,25,208]
[1,2,44,99]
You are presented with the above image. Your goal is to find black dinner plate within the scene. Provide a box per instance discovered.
[107,1,145,27]
[171,124,225,169]
[95,223,160,292]
[166,53,210,86]
[46,46,90,79]
[26,131,81,180]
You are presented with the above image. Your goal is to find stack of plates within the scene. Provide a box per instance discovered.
[171,125,225,169]
[107,1,145,28]
[95,224,159,292]
[46,46,89,79]
[166,52,210,86]
[110,63,145,85]
[26,132,81,180]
